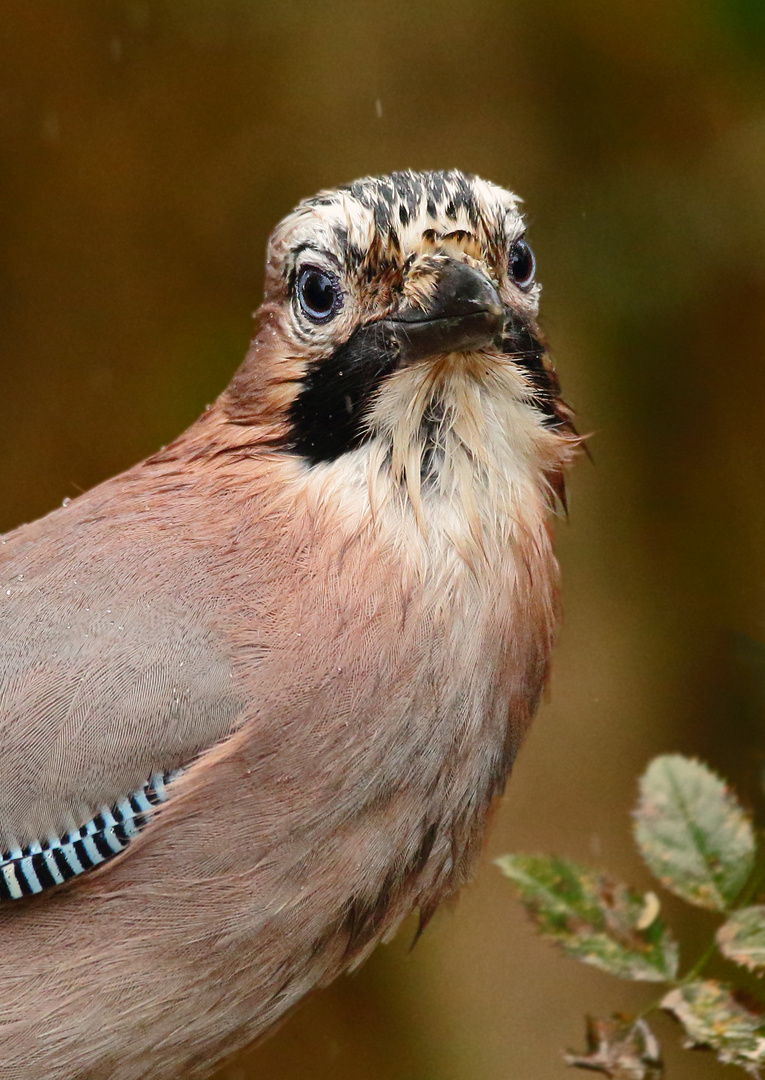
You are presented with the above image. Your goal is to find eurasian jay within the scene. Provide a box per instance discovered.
[0,170,578,1079]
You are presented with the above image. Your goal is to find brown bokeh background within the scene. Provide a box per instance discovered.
[2,2,765,1077]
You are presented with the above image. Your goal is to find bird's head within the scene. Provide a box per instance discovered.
[218,170,578,527]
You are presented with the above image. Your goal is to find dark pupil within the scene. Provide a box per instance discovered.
[298,268,336,320]
[510,240,534,286]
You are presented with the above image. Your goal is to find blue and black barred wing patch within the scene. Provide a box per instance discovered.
[0,770,181,900]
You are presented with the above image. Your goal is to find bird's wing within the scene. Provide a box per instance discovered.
[0,482,247,856]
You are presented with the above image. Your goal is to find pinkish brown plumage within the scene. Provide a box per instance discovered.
[0,170,578,1079]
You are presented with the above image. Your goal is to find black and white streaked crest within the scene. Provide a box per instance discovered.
[310,170,487,254]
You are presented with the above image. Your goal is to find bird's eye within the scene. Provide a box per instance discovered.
[508,238,536,291]
[295,266,343,323]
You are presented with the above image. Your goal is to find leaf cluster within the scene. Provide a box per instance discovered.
[496,755,765,1077]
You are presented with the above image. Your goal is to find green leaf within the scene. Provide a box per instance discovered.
[662,980,765,1077]
[633,755,755,911]
[495,853,678,981]
[718,906,765,971]
[564,1015,664,1078]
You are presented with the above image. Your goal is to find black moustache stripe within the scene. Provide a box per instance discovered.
[287,321,399,465]
[499,320,561,422]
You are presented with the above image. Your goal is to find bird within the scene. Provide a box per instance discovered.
[0,169,579,1079]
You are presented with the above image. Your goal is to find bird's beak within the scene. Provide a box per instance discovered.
[382,260,505,363]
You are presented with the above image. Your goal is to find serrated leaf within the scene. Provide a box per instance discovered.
[662,980,765,1077]
[633,755,755,911]
[495,854,678,981]
[718,907,765,971]
[564,1015,664,1078]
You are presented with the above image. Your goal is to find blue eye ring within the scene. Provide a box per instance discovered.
[508,237,536,291]
[295,265,344,323]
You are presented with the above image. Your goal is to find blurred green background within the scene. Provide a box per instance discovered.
[2,2,764,1077]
